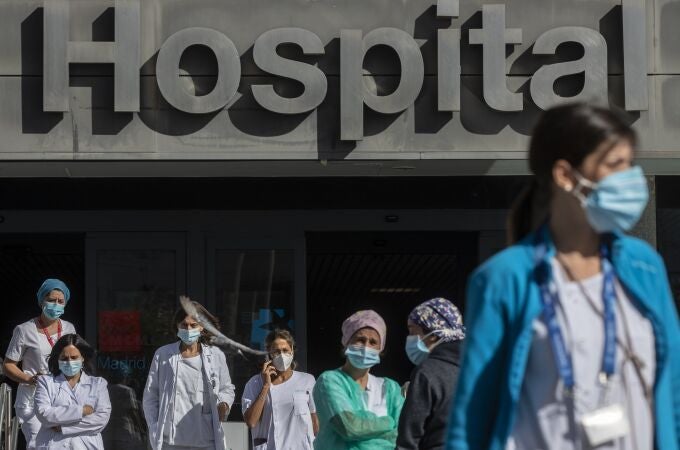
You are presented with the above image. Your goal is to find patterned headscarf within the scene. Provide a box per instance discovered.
[36,278,70,306]
[341,310,387,351]
[408,298,465,342]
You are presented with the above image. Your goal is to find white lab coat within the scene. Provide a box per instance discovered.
[142,342,235,450]
[34,372,112,450]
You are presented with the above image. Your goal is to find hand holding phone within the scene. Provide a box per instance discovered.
[260,359,276,386]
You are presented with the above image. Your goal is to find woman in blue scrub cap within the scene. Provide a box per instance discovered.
[3,278,77,450]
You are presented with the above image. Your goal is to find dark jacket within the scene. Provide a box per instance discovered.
[396,340,462,450]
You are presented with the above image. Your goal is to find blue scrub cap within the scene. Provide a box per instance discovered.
[36,278,71,306]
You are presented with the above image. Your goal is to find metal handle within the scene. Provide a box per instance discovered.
[0,383,17,450]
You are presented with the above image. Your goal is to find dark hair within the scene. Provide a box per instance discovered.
[507,103,637,244]
[48,334,96,376]
[172,300,220,345]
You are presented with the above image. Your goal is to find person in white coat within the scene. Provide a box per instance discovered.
[34,333,111,450]
[143,301,235,450]
[3,279,77,450]
[242,329,318,450]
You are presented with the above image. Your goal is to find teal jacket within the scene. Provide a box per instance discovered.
[446,227,680,450]
[313,369,404,450]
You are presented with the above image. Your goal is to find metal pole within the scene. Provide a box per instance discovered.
[0,384,7,450]
[3,385,10,450]
[9,417,18,450]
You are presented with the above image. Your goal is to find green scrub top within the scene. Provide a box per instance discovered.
[312,368,404,450]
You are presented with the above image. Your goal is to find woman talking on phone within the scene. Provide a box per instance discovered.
[242,329,318,450]
[446,103,680,450]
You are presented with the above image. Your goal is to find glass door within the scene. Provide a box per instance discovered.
[206,236,305,420]
[85,232,186,450]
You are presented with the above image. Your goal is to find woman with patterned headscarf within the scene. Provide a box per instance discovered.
[396,298,465,450]
[3,278,77,450]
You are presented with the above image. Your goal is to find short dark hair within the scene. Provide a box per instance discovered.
[172,300,221,345]
[48,334,96,376]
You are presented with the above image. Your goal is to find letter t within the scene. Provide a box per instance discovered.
[469,4,523,111]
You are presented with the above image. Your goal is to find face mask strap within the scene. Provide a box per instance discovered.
[567,170,597,206]
[420,330,447,351]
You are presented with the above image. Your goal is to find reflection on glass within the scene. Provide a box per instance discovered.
[214,250,295,420]
[95,250,178,450]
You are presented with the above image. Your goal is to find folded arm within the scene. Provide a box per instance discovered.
[61,379,112,436]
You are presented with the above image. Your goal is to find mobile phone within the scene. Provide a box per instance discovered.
[258,355,271,370]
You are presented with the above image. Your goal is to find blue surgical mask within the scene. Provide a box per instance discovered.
[177,328,201,345]
[345,345,380,370]
[571,166,649,233]
[42,302,65,320]
[59,360,83,377]
[405,331,443,365]
[405,335,430,365]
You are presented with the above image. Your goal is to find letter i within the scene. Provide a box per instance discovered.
[437,0,461,111]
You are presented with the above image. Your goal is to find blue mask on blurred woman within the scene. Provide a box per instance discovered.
[570,166,649,233]
[345,345,380,369]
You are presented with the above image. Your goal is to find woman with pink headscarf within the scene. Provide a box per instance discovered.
[312,310,404,450]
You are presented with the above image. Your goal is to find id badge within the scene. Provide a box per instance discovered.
[580,403,629,447]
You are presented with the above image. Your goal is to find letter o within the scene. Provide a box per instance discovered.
[156,27,241,114]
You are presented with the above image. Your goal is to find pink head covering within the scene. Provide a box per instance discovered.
[341,310,387,351]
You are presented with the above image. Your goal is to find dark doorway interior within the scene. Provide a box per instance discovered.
[0,234,85,450]
[306,231,478,384]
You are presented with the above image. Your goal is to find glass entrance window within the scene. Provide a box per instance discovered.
[213,249,295,419]
[92,245,183,450]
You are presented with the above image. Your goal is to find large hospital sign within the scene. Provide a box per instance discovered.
[42,0,646,141]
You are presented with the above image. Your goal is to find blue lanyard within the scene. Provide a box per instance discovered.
[536,243,618,390]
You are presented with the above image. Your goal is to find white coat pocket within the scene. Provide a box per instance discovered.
[293,391,310,416]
